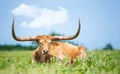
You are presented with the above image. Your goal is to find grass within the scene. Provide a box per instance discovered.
[0,50,120,74]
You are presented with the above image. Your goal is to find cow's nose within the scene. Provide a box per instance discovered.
[43,49,48,54]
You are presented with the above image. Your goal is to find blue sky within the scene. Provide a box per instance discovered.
[0,0,120,50]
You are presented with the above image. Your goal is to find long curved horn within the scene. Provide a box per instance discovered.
[12,18,36,41]
[53,18,81,40]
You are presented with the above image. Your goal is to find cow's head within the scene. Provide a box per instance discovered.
[12,18,81,54]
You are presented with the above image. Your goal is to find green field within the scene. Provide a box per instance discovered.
[0,50,120,74]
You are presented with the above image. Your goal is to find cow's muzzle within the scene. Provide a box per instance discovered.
[43,49,48,54]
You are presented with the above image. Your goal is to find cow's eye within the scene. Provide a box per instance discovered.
[38,40,43,45]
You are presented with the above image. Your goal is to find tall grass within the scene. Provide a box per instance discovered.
[0,50,120,74]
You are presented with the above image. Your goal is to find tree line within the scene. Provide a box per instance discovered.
[0,43,113,51]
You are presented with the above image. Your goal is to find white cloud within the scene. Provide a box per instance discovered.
[11,3,69,29]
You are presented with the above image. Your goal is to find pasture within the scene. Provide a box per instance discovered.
[0,50,120,74]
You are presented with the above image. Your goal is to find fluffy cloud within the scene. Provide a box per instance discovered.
[12,3,68,29]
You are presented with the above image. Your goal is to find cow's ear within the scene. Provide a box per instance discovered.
[50,42,59,46]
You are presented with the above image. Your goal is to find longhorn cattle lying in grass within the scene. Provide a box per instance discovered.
[12,18,86,64]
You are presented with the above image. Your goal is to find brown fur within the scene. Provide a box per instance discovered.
[33,46,52,63]
[48,42,87,64]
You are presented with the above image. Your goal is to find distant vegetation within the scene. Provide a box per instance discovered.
[0,44,35,51]
[0,43,114,51]
[103,43,113,50]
